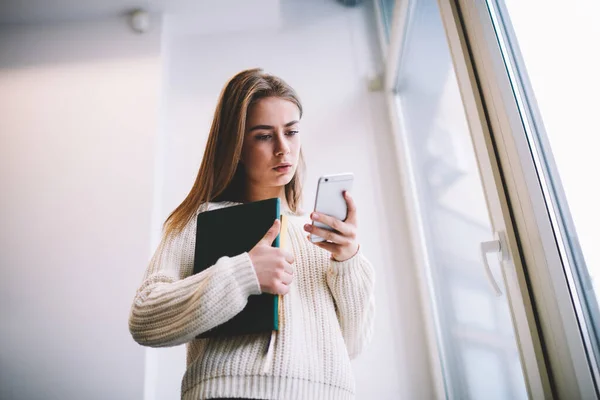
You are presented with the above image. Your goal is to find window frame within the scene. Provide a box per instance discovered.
[373,0,600,397]
[373,1,447,398]
[450,0,599,397]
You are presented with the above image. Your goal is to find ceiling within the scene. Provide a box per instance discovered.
[0,0,353,27]
[0,0,168,25]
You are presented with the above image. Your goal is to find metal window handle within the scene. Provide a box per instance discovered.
[480,231,509,297]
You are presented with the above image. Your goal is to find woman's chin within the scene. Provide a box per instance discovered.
[273,172,294,186]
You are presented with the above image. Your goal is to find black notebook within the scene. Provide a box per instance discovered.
[193,198,281,339]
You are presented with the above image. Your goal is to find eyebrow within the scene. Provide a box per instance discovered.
[248,120,299,132]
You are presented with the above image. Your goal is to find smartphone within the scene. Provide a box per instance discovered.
[310,173,354,243]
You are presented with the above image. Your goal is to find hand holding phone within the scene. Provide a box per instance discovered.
[309,173,354,243]
[304,173,360,261]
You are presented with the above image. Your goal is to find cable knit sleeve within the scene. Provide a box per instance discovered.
[128,220,262,348]
[326,249,375,359]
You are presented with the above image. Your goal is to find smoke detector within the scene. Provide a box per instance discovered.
[129,9,150,33]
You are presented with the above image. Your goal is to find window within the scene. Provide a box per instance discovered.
[485,0,600,389]
[390,0,528,397]
[379,0,600,397]
[378,0,396,41]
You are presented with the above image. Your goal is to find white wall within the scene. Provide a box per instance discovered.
[0,16,162,400]
[150,1,433,399]
[0,2,435,399]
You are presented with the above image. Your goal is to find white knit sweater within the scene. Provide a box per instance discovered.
[129,202,376,400]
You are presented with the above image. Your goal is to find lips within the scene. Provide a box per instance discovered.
[274,163,292,169]
[273,163,292,173]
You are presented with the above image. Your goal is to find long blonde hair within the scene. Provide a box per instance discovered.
[164,68,305,237]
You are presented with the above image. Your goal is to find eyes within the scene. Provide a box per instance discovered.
[256,131,299,141]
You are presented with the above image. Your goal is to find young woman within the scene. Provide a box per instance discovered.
[129,68,375,400]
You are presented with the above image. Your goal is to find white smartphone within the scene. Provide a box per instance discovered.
[310,173,354,243]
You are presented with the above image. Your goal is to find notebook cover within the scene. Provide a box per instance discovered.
[194,198,280,338]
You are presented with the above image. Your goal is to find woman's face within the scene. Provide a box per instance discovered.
[241,96,301,191]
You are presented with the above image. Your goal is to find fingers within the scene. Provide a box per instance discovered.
[312,238,341,253]
[278,250,294,278]
[283,260,294,275]
[280,269,293,285]
[283,249,295,264]
[308,191,358,235]
[261,261,293,295]
[274,264,294,295]
[310,212,352,235]
[344,191,357,224]
[277,253,294,291]
[276,282,290,295]
[304,224,351,245]
[261,219,281,246]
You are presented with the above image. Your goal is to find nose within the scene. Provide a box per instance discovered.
[274,133,291,156]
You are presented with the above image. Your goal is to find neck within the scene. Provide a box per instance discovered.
[244,185,290,212]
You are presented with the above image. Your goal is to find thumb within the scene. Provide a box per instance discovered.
[260,219,281,246]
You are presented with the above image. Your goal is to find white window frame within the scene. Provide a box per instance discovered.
[373,1,446,398]
[374,0,600,398]
[451,0,599,398]
[435,0,551,398]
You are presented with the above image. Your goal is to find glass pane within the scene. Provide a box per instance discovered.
[486,0,600,382]
[379,0,396,41]
[394,0,528,397]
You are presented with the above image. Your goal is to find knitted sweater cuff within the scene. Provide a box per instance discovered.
[328,247,365,276]
[230,252,262,297]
